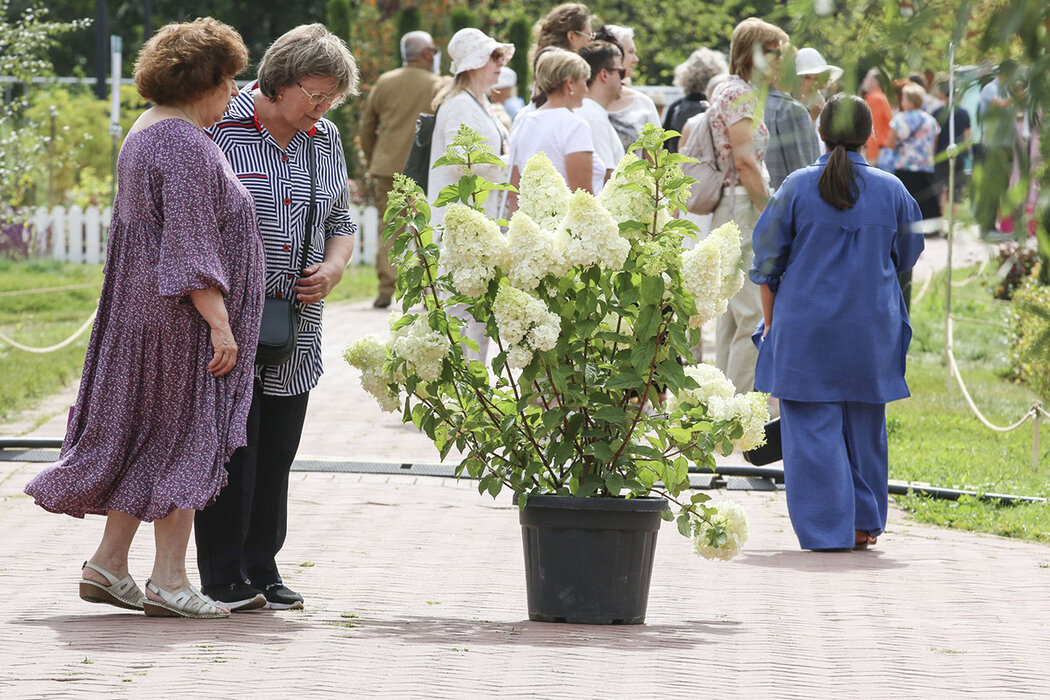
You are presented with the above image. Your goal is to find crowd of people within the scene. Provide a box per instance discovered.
[24,5,1034,617]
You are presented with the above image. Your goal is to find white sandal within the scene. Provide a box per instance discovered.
[79,561,144,611]
[142,579,230,619]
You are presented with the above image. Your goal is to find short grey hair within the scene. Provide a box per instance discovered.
[605,24,634,44]
[257,23,360,100]
[400,31,434,64]
[674,48,728,96]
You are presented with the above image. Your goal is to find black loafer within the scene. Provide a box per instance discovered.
[201,581,267,611]
[262,582,304,610]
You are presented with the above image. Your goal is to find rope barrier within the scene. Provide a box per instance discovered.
[945,317,1035,433]
[950,257,988,287]
[0,283,99,298]
[0,310,97,353]
[911,271,935,305]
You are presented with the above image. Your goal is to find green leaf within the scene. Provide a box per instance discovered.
[676,513,692,537]
[640,275,664,306]
[605,472,625,495]
[604,372,643,390]
[433,183,464,207]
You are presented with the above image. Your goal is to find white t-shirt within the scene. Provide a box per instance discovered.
[575,98,625,187]
[509,107,603,194]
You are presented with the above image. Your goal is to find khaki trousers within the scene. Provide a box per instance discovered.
[371,174,397,298]
[712,188,763,393]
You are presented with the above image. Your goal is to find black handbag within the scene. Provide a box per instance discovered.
[401,109,437,192]
[256,140,317,366]
[742,417,782,466]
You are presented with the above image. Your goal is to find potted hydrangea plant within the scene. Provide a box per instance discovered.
[345,125,766,624]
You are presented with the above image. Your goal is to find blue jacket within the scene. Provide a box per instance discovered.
[749,151,924,403]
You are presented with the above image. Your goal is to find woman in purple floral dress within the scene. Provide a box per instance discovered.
[23,18,264,619]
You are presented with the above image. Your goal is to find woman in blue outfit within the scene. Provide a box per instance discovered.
[749,94,924,551]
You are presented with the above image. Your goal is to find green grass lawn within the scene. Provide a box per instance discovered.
[889,264,1050,545]
[0,260,378,425]
[0,259,104,422]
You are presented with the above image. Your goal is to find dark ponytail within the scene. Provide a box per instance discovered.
[817,94,873,211]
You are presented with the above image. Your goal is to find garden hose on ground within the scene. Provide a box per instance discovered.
[1,438,1044,505]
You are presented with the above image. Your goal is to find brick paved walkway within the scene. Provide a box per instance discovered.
[4,233,1049,697]
[3,468,1049,697]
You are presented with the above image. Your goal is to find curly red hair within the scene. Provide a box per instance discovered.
[134,18,249,105]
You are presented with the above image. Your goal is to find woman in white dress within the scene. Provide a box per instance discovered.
[428,28,514,227]
[427,28,514,362]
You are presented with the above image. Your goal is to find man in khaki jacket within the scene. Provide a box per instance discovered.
[361,31,440,308]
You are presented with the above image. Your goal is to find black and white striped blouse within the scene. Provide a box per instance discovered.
[208,86,356,397]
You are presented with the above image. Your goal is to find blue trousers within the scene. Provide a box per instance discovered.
[780,400,889,550]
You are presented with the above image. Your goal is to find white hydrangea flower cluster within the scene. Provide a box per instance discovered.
[597,153,673,236]
[680,221,744,327]
[492,285,561,368]
[665,363,768,450]
[343,335,400,413]
[440,203,510,298]
[517,152,572,231]
[390,315,451,382]
[711,220,746,300]
[720,392,769,451]
[639,236,681,277]
[504,211,568,290]
[556,190,631,271]
[692,500,749,560]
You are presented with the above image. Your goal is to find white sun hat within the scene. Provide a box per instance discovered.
[494,66,517,90]
[795,47,843,83]
[448,28,515,76]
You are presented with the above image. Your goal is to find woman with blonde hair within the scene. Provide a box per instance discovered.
[507,48,599,211]
[25,18,263,619]
[704,17,787,396]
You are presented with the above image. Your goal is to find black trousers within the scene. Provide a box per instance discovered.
[195,380,310,588]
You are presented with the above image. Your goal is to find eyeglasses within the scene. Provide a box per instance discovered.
[604,66,626,80]
[763,47,784,59]
[296,81,344,108]
[574,29,595,40]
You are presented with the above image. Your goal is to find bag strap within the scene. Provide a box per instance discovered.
[299,137,318,274]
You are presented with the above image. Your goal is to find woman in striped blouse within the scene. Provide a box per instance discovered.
[194,24,359,612]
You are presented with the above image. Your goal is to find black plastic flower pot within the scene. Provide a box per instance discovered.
[518,495,669,625]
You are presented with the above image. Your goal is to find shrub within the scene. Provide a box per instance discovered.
[1010,281,1050,402]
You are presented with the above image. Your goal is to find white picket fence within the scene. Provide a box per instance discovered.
[28,204,382,266]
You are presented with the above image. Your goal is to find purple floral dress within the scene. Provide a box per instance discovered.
[24,119,265,521]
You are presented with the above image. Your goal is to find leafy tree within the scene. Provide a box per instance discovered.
[449,6,477,33]
[505,14,530,96]
[0,1,90,216]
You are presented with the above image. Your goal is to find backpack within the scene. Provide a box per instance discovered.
[679,109,724,216]
[402,111,437,193]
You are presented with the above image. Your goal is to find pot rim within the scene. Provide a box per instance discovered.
[519,494,670,512]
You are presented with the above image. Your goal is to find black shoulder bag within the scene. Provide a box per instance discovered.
[402,107,437,192]
[256,139,317,366]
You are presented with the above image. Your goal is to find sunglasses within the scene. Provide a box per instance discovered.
[763,47,784,59]
[296,81,344,108]
[604,66,626,80]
